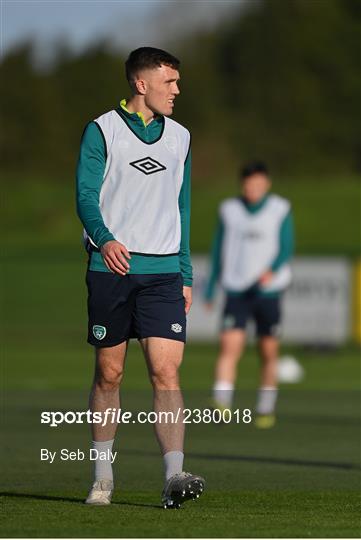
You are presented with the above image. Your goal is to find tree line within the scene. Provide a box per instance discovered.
[1,0,359,182]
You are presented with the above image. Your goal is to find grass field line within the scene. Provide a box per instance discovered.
[119,448,359,471]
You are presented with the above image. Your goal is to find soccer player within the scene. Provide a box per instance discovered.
[204,161,294,428]
[76,47,204,508]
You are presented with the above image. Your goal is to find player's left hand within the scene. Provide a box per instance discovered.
[259,270,274,286]
[183,286,193,315]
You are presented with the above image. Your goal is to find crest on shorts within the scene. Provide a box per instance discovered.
[93,325,107,340]
[223,315,235,330]
[171,323,182,333]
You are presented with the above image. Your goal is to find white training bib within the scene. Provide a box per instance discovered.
[220,195,292,292]
[86,109,190,254]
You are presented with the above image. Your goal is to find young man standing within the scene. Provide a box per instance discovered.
[76,47,204,508]
[204,161,294,428]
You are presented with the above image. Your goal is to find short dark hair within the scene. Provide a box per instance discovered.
[125,47,180,86]
[240,160,269,180]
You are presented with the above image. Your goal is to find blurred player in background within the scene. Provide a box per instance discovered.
[204,161,294,428]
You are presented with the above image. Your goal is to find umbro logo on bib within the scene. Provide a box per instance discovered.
[129,157,167,175]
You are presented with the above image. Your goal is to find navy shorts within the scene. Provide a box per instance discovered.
[86,271,186,347]
[222,291,281,337]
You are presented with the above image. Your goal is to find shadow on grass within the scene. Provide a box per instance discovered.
[0,491,160,509]
[121,450,359,471]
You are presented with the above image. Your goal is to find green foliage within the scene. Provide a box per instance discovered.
[193,0,361,175]
[0,41,127,174]
[1,0,360,179]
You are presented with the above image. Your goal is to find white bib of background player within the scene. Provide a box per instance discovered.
[86,109,190,254]
[220,195,291,292]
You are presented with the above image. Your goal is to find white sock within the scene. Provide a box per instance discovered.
[256,387,278,415]
[213,380,234,408]
[163,450,184,481]
[92,439,114,482]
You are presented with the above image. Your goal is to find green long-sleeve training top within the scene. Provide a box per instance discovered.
[76,101,192,286]
[204,195,294,301]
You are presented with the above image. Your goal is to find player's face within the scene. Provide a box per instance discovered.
[142,64,180,116]
[242,173,271,203]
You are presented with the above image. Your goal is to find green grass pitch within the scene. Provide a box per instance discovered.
[2,252,361,537]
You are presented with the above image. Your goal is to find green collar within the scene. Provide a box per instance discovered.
[240,194,269,214]
[115,104,165,144]
[119,98,163,128]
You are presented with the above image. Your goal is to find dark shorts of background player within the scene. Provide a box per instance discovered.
[86,271,186,347]
[222,289,281,337]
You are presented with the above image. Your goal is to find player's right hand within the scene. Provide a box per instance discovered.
[204,302,213,311]
[100,240,131,276]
